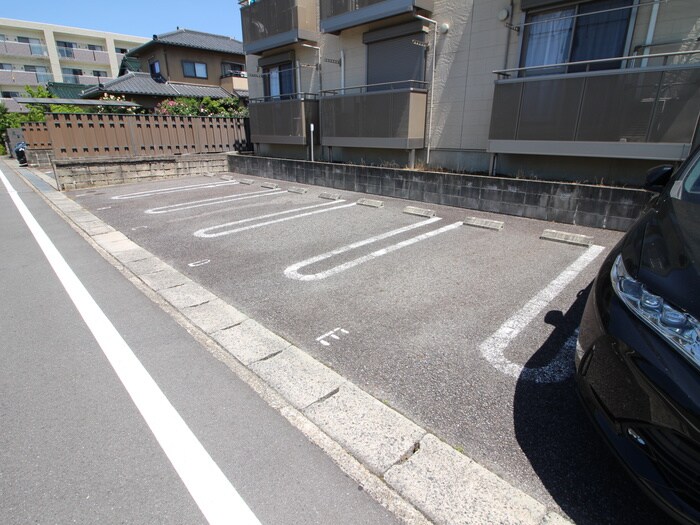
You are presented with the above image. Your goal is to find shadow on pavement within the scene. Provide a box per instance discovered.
[512,284,667,524]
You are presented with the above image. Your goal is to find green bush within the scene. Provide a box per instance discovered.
[154,96,248,118]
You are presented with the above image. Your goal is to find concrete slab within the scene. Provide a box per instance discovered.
[159,282,217,308]
[304,384,426,476]
[213,319,291,365]
[250,346,346,409]
[385,434,549,525]
[181,298,248,334]
[138,268,191,291]
[111,247,153,264]
[124,256,172,276]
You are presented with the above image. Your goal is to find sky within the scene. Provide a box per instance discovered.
[1,0,244,41]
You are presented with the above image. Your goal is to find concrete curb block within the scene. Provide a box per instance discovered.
[385,435,549,525]
[540,229,593,247]
[250,346,346,410]
[304,384,426,476]
[14,165,574,525]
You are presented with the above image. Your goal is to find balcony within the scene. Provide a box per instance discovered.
[320,81,427,149]
[488,52,700,161]
[320,0,433,33]
[0,69,53,86]
[240,0,318,55]
[249,94,319,145]
[57,47,111,65]
[0,40,49,58]
[62,74,112,85]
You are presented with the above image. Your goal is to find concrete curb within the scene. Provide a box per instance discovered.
[13,164,573,525]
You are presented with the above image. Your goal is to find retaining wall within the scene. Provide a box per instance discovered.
[54,153,229,190]
[227,154,651,231]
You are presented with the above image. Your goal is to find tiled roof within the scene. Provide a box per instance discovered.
[130,28,244,56]
[81,72,234,99]
[47,82,88,99]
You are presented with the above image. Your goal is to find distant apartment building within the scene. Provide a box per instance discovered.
[240,0,700,185]
[0,18,148,101]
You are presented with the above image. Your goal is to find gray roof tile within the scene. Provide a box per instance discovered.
[82,72,233,99]
[133,28,244,55]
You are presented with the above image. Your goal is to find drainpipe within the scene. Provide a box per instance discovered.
[414,15,446,167]
[340,49,345,91]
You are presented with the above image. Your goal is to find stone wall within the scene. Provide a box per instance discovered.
[227,153,651,231]
[54,153,229,190]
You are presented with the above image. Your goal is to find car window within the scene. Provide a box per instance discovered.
[670,152,700,203]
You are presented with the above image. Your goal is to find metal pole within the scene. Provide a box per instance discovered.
[415,15,441,167]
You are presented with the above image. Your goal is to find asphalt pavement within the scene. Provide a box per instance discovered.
[62,171,669,524]
[0,160,403,525]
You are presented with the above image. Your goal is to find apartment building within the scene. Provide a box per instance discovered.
[0,18,148,101]
[241,0,700,185]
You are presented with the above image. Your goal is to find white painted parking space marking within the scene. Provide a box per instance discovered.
[145,190,286,215]
[479,244,605,383]
[317,328,350,346]
[285,218,463,281]
[0,168,261,525]
[131,226,148,231]
[97,206,112,211]
[188,259,211,268]
[112,180,240,200]
[194,201,357,238]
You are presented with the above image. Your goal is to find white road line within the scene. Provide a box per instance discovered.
[479,244,605,383]
[195,201,357,238]
[145,190,285,214]
[285,218,462,281]
[0,168,260,525]
[112,180,240,200]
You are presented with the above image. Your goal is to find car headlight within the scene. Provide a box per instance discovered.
[611,254,700,370]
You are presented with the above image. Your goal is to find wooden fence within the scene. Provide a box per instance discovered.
[22,113,251,160]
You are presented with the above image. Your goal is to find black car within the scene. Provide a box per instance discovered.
[576,148,700,525]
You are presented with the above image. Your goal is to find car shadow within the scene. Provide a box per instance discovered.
[512,284,668,524]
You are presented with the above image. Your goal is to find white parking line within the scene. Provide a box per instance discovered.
[145,190,285,215]
[0,168,261,525]
[479,244,605,383]
[194,201,357,238]
[112,180,240,200]
[285,218,463,281]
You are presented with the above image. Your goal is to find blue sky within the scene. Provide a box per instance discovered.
[2,0,244,40]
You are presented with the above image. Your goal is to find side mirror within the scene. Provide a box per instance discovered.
[644,164,674,192]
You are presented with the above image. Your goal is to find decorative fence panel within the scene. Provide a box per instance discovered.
[22,113,251,160]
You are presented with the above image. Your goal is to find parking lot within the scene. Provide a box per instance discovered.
[70,174,667,524]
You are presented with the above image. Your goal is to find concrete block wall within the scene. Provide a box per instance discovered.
[228,153,651,231]
[53,153,229,190]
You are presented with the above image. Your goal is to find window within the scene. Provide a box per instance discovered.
[363,22,428,91]
[62,67,83,83]
[116,47,128,54]
[26,65,50,82]
[56,41,76,58]
[1,91,21,98]
[263,63,295,99]
[221,62,244,77]
[149,60,161,76]
[92,70,108,77]
[520,0,633,76]
[88,44,104,51]
[17,36,44,55]
[0,34,5,42]
[0,63,12,70]
[182,61,207,79]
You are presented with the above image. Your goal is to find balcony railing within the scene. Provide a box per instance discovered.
[62,74,112,85]
[320,0,433,33]
[320,81,427,149]
[0,70,53,85]
[489,51,700,161]
[241,0,318,54]
[0,40,49,57]
[57,47,111,65]
[249,93,319,145]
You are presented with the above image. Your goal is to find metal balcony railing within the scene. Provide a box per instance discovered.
[241,0,318,54]
[320,81,427,149]
[0,69,53,85]
[57,47,111,64]
[0,40,49,57]
[249,93,319,145]
[62,74,110,85]
[489,51,700,161]
[320,0,433,33]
